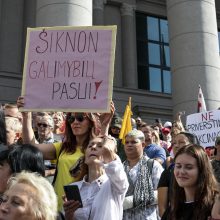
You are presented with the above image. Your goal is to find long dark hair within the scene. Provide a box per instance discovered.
[170,144,218,220]
[0,110,7,145]
[61,113,100,154]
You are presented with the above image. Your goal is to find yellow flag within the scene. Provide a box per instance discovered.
[119,97,132,144]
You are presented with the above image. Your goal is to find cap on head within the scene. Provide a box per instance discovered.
[162,127,171,134]
[164,121,172,128]
[111,116,122,129]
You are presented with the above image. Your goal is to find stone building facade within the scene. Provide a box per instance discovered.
[0,0,220,123]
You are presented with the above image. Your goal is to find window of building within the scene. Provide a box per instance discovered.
[136,13,171,94]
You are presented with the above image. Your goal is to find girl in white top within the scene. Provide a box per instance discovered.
[63,135,129,220]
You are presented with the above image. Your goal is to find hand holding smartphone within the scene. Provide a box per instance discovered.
[64,185,83,208]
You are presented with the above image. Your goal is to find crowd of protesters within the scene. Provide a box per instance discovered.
[0,100,219,220]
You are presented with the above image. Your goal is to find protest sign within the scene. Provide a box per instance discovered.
[186,110,220,147]
[21,26,117,112]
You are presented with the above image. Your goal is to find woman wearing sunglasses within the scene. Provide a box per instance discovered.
[17,96,114,211]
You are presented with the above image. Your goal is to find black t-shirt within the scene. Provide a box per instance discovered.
[158,165,173,188]
[161,202,195,220]
[162,201,212,220]
[158,164,174,202]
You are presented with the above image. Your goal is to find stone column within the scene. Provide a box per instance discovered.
[36,0,92,26]
[0,0,24,74]
[120,3,138,88]
[93,0,106,25]
[167,0,220,115]
[24,0,36,28]
[22,0,37,64]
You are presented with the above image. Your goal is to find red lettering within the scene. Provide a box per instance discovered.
[201,113,208,121]
[208,111,214,120]
[201,111,213,121]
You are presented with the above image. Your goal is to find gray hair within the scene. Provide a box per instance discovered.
[7,171,57,220]
[125,129,145,142]
[38,115,54,129]
[5,116,22,133]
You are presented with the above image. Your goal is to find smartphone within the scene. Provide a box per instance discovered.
[63,185,83,207]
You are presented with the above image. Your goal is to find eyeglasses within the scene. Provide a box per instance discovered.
[37,123,49,128]
[68,114,86,124]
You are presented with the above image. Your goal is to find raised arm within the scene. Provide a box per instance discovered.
[157,169,170,217]
[17,96,56,160]
[174,112,185,132]
[99,101,115,136]
[158,187,168,217]
[102,136,129,194]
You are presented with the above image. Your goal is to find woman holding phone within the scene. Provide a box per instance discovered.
[17,96,114,211]
[63,135,129,220]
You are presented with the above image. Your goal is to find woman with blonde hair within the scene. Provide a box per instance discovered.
[151,129,160,146]
[0,171,57,220]
[5,116,22,145]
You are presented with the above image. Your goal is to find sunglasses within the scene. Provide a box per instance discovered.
[68,114,86,124]
[37,123,49,128]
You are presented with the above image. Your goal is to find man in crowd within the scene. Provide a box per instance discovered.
[36,115,58,177]
[123,129,163,219]
[109,114,122,138]
[4,103,22,122]
[161,127,172,150]
[109,114,126,161]
[135,116,143,130]
[37,115,57,144]
[140,124,166,168]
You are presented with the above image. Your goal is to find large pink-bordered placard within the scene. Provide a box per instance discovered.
[21,26,117,112]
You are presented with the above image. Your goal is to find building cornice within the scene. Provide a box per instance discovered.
[120,3,136,16]
[0,71,22,80]
[107,0,166,6]
[137,0,166,7]
[93,0,107,10]
[113,86,172,99]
